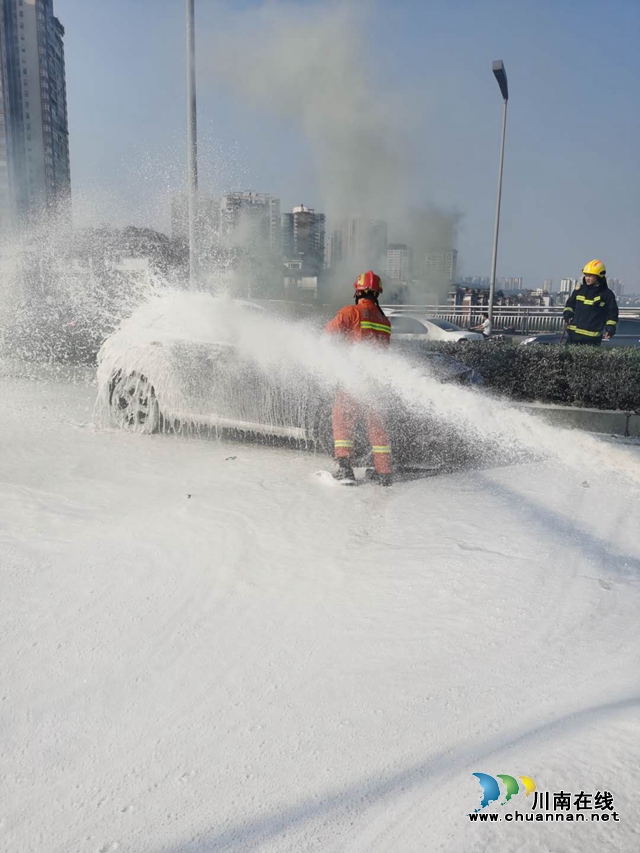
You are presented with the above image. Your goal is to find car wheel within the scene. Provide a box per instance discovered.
[109,370,163,434]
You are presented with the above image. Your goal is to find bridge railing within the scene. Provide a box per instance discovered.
[381,305,640,334]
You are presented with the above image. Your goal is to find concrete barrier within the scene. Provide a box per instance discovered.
[518,402,640,437]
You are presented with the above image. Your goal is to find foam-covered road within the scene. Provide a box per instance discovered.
[1,361,639,852]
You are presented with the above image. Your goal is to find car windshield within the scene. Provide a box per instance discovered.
[389,316,427,334]
[426,318,463,331]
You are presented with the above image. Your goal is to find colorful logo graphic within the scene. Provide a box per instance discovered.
[473,773,536,812]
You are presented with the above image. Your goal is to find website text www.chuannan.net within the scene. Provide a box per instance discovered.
[469,811,621,822]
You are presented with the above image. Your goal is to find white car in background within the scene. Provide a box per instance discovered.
[387,313,485,343]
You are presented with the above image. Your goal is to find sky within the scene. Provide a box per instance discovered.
[54,0,640,290]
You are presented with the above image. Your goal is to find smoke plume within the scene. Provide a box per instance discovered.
[203,1,459,302]
[202,1,409,221]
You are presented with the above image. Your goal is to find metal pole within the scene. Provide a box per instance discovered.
[186,0,198,287]
[488,97,507,323]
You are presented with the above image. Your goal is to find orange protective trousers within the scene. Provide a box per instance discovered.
[332,390,392,475]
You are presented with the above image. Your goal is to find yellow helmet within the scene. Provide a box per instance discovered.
[582,259,606,277]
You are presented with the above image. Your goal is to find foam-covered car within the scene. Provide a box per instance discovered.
[97,292,484,467]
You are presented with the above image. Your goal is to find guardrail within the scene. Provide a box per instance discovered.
[381,305,640,334]
[518,403,640,437]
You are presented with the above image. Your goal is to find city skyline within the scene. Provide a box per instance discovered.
[3,0,638,293]
[53,0,640,290]
[168,185,630,296]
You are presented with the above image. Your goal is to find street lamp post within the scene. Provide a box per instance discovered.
[488,60,508,323]
[186,0,198,287]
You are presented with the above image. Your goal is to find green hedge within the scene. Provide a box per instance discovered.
[418,341,640,411]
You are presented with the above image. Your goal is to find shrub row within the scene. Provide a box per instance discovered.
[0,308,105,365]
[419,341,640,411]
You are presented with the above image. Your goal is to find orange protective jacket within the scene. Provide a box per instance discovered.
[324,298,391,345]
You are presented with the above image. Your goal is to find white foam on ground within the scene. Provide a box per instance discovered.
[1,361,638,853]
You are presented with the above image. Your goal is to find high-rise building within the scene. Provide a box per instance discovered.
[218,191,281,255]
[609,278,624,299]
[326,216,387,269]
[422,250,457,285]
[461,276,490,288]
[559,278,579,295]
[386,243,413,282]
[282,204,325,273]
[325,229,342,270]
[0,0,71,231]
[498,277,523,292]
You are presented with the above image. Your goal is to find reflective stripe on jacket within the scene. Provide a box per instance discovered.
[563,281,619,338]
[324,298,391,345]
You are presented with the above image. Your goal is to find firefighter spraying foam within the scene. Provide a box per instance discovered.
[324,271,393,486]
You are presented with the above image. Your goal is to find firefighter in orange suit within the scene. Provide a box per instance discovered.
[324,270,392,486]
